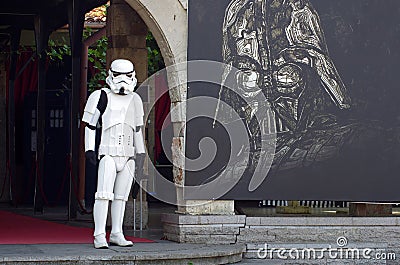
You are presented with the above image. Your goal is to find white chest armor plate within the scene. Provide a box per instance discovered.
[99,92,137,157]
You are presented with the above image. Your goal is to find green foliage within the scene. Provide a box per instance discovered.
[47,38,71,63]
[45,28,164,92]
[147,31,165,76]
[87,31,108,92]
[45,28,108,92]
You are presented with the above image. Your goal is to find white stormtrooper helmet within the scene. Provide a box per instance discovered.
[106,59,137,95]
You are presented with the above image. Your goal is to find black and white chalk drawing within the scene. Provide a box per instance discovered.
[187,0,400,200]
[217,0,355,173]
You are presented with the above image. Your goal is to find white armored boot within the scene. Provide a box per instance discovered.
[109,199,133,247]
[93,199,109,249]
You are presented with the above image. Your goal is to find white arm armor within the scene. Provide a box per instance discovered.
[132,93,145,154]
[85,127,97,152]
[82,90,102,152]
[134,127,145,154]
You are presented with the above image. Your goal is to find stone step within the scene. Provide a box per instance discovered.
[0,243,246,265]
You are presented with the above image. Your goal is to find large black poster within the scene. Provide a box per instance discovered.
[186,0,400,201]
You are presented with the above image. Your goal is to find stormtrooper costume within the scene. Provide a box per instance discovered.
[82,59,145,249]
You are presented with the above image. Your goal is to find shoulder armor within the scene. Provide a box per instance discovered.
[83,90,101,115]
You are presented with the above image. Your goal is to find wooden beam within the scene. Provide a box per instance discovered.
[33,15,50,213]
[8,26,21,205]
[68,0,85,220]
[79,26,106,210]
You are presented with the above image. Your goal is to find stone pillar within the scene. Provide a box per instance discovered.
[107,0,148,84]
[107,0,148,229]
[162,214,245,244]
[166,63,186,210]
[165,30,235,217]
[163,38,235,246]
[0,55,8,202]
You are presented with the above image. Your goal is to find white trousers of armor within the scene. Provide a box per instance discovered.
[93,155,135,241]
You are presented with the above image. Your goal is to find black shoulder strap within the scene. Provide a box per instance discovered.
[97,89,108,115]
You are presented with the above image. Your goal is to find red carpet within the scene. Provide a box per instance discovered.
[0,210,154,244]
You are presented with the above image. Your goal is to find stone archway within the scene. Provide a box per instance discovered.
[125,0,187,67]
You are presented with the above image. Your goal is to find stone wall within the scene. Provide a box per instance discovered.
[162,214,400,261]
[243,217,400,261]
[239,217,400,247]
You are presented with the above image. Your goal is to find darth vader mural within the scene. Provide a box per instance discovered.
[186,0,400,201]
